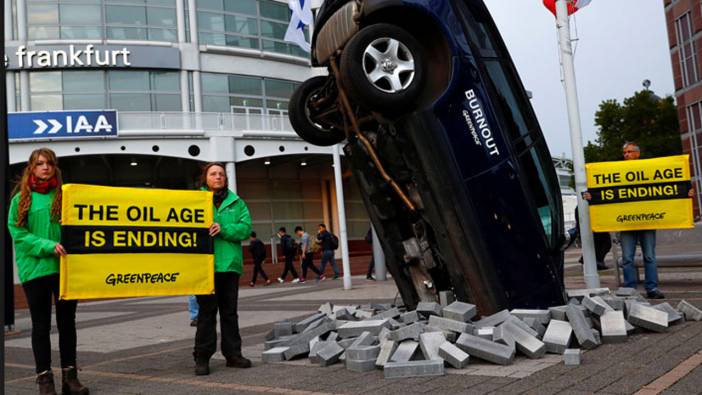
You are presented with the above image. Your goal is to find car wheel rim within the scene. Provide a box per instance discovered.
[304,89,333,133]
[361,37,415,94]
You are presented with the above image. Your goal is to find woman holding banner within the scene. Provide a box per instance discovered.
[193,162,253,375]
[7,148,89,395]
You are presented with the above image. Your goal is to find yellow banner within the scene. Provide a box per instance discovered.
[60,184,215,300]
[585,155,694,232]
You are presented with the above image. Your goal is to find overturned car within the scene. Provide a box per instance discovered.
[289,0,567,313]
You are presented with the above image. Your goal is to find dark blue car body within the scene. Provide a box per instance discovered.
[296,0,567,313]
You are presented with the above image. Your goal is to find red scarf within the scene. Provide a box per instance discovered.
[29,175,58,194]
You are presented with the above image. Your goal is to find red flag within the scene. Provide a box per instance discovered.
[543,0,591,16]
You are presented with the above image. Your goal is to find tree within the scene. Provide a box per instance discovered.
[584,90,681,163]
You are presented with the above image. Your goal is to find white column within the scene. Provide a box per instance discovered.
[175,0,186,43]
[17,0,26,41]
[188,0,198,44]
[7,73,16,112]
[193,71,202,112]
[556,0,599,288]
[4,0,13,40]
[20,71,29,112]
[332,145,351,290]
[226,162,237,193]
[372,225,386,281]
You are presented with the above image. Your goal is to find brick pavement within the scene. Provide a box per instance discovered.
[5,256,702,394]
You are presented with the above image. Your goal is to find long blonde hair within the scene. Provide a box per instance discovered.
[13,148,63,226]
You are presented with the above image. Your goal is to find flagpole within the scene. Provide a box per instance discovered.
[556,0,599,289]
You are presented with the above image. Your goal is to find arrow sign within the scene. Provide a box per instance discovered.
[9,110,118,140]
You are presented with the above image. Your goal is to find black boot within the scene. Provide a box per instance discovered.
[61,367,89,395]
[36,370,57,395]
[225,355,252,369]
[193,352,210,375]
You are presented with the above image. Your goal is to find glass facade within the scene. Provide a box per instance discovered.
[29,69,181,111]
[27,0,177,42]
[201,72,299,114]
[197,0,308,58]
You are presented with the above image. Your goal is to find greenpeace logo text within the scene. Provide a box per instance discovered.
[105,272,180,286]
[616,212,666,223]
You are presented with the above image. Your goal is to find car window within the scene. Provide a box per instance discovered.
[518,145,559,246]
[483,59,531,142]
[454,1,499,56]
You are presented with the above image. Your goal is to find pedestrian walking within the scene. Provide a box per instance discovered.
[276,227,300,283]
[188,295,199,327]
[295,226,323,283]
[7,148,89,395]
[249,231,271,286]
[193,162,252,375]
[317,224,340,279]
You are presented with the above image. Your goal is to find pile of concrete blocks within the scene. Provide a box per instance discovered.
[261,289,702,379]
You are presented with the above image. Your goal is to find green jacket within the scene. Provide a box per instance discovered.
[7,190,61,283]
[210,189,252,274]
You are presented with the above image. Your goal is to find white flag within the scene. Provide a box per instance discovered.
[284,0,313,53]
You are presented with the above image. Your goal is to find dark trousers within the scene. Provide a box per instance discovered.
[367,256,375,277]
[194,272,242,360]
[22,274,78,373]
[279,255,298,280]
[301,252,321,279]
[251,259,268,283]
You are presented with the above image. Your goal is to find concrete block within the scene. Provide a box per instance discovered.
[283,342,310,360]
[389,322,425,342]
[335,320,351,330]
[549,305,569,321]
[416,302,442,318]
[400,310,420,324]
[371,307,401,320]
[425,325,457,343]
[511,309,551,325]
[294,313,325,333]
[264,329,276,341]
[384,360,445,379]
[372,303,392,311]
[281,320,335,347]
[378,327,391,342]
[349,331,375,349]
[474,309,512,328]
[591,328,601,346]
[601,296,625,311]
[543,320,573,354]
[455,333,515,365]
[346,345,381,361]
[390,341,420,362]
[419,331,446,361]
[566,305,598,349]
[677,300,702,321]
[628,303,669,332]
[319,302,333,317]
[522,318,547,339]
[492,324,516,351]
[302,317,325,333]
[568,298,581,305]
[262,347,289,363]
[567,288,610,300]
[439,291,455,307]
[563,349,581,365]
[506,316,539,337]
[338,337,357,349]
[474,326,494,340]
[428,315,473,333]
[326,332,339,342]
[600,311,627,343]
[345,358,376,373]
[264,336,293,350]
[653,303,683,324]
[582,296,611,316]
[442,302,477,322]
[625,320,636,333]
[388,318,403,330]
[615,287,638,297]
[354,310,374,320]
[308,336,321,359]
[375,340,398,367]
[338,319,390,338]
[334,308,357,321]
[503,321,546,359]
[339,351,346,362]
[316,342,345,367]
[438,342,470,368]
[333,305,358,314]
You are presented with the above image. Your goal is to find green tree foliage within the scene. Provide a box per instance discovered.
[584,90,681,163]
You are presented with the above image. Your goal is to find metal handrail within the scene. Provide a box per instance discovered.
[116,111,294,134]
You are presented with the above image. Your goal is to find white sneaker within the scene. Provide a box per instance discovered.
[277,278,284,283]
[291,278,300,284]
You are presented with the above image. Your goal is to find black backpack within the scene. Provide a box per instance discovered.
[281,235,295,255]
[330,233,339,250]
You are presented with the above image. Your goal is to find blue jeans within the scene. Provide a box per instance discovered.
[188,295,199,320]
[620,230,658,292]
[320,250,340,276]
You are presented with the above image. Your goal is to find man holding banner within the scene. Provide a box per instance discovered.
[584,142,695,299]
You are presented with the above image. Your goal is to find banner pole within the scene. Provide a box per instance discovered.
[556,0,599,288]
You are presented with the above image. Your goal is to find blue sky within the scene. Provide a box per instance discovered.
[484,0,675,159]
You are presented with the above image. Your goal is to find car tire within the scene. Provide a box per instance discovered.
[288,76,346,146]
[341,23,426,116]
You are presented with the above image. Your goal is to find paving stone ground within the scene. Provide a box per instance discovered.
[5,248,702,394]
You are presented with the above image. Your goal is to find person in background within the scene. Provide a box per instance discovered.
[249,231,271,286]
[295,226,323,283]
[276,227,300,283]
[188,295,199,327]
[317,224,340,280]
[7,148,89,395]
[193,162,252,375]
[365,227,376,280]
